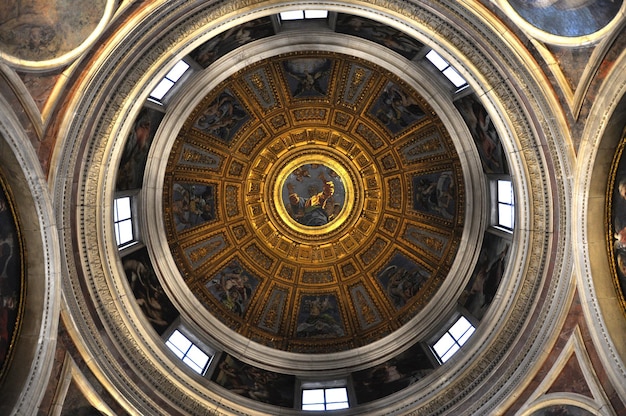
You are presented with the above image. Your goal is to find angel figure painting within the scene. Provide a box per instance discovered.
[116,107,164,191]
[412,171,456,220]
[455,94,507,174]
[283,58,333,99]
[295,294,345,338]
[376,252,430,310]
[193,89,249,144]
[189,17,274,68]
[458,233,510,321]
[122,248,179,335]
[172,182,216,232]
[212,354,295,407]
[335,14,424,60]
[369,81,426,135]
[206,260,260,317]
[352,343,434,403]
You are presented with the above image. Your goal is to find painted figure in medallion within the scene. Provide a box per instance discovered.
[284,165,344,227]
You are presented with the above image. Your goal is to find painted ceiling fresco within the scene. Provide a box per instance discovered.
[0,0,108,62]
[607,127,626,315]
[0,175,23,384]
[508,0,623,37]
[163,52,465,353]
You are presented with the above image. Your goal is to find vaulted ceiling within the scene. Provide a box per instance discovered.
[162,52,466,353]
[0,1,625,415]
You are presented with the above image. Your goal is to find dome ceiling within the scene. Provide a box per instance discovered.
[39,0,587,413]
[163,52,465,353]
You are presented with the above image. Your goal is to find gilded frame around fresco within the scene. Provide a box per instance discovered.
[606,126,626,317]
[0,171,26,386]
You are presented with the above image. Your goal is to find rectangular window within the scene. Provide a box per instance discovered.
[304,10,328,19]
[425,49,468,89]
[497,179,514,229]
[302,387,349,411]
[432,316,475,363]
[165,330,212,375]
[149,60,190,102]
[280,10,328,21]
[114,196,134,247]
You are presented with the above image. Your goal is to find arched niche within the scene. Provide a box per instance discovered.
[577,47,626,403]
[0,94,60,415]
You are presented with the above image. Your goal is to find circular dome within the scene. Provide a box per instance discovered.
[160,52,469,353]
[49,1,575,414]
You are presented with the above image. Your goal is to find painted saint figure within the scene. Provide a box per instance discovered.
[287,172,337,226]
[206,261,258,317]
[296,296,344,338]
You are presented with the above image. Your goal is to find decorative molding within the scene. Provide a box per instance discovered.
[49,354,116,416]
[575,45,626,406]
[0,92,60,416]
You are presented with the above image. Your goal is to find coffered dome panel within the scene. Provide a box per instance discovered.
[163,52,466,352]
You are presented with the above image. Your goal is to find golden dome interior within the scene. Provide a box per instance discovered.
[162,52,465,352]
[5,1,625,415]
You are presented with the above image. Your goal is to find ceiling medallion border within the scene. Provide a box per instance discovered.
[261,136,366,246]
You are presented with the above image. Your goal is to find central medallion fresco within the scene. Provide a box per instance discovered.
[264,142,364,243]
[282,162,343,228]
[162,52,466,352]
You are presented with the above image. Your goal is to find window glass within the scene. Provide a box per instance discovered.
[442,67,466,88]
[499,205,514,228]
[433,316,476,363]
[448,316,473,338]
[497,179,515,229]
[433,332,455,358]
[114,197,131,220]
[302,389,324,404]
[497,180,513,204]
[165,330,211,375]
[167,60,190,82]
[150,78,175,101]
[425,49,468,88]
[185,344,207,362]
[325,387,348,403]
[457,327,475,345]
[425,50,448,70]
[280,10,304,20]
[440,343,460,362]
[302,386,349,411]
[304,10,328,19]
[116,221,134,246]
[326,402,350,410]
[149,60,190,101]
[280,10,328,21]
[302,403,326,411]
[114,197,134,246]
